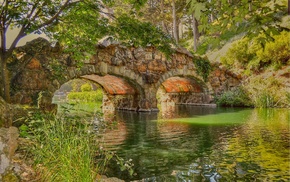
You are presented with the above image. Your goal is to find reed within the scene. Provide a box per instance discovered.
[27,112,104,182]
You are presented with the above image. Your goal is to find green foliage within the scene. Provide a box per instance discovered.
[19,124,29,138]
[20,111,102,181]
[81,83,92,92]
[111,14,174,57]
[19,108,135,181]
[221,31,290,73]
[221,37,262,70]
[47,59,66,81]
[216,87,252,107]
[186,0,206,20]
[256,31,290,68]
[244,75,290,108]
[67,90,103,103]
[255,92,275,108]
[184,0,288,52]
[192,56,212,81]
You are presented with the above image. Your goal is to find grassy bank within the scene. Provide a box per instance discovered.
[18,107,118,182]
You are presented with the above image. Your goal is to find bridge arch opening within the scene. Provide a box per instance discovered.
[52,74,144,117]
[156,76,213,116]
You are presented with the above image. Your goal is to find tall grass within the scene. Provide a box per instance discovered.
[23,112,107,182]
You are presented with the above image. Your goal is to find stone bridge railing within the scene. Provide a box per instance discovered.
[8,38,241,112]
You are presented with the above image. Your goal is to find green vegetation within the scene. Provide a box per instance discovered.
[215,74,290,108]
[57,102,102,116]
[221,31,290,74]
[58,83,104,115]
[218,30,290,108]
[192,56,212,81]
[67,90,103,103]
[19,112,103,181]
[244,75,290,108]
[81,83,93,92]
[215,87,253,107]
[19,109,134,181]
[65,82,103,114]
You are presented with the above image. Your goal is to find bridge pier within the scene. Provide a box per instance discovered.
[138,86,159,112]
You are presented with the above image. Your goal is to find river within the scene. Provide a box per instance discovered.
[96,105,290,181]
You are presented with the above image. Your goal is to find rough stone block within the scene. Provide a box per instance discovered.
[100,62,108,75]
[68,68,76,78]
[145,52,153,60]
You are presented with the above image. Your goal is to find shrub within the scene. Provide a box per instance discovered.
[256,31,290,69]
[215,87,252,107]
[81,83,93,92]
[244,75,290,108]
[67,90,103,103]
[221,31,290,73]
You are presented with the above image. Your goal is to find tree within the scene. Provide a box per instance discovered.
[0,0,78,103]
[172,0,178,43]
[0,0,173,103]
[186,0,206,52]
[185,0,289,53]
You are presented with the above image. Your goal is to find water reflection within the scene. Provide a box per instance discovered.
[98,107,290,181]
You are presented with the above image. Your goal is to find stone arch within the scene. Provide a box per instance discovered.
[40,60,147,110]
[80,74,144,111]
[154,68,212,93]
[153,69,214,106]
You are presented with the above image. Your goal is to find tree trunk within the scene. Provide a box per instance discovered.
[0,25,11,103]
[0,55,10,103]
[172,0,179,43]
[288,0,290,15]
[192,14,200,52]
[160,0,167,32]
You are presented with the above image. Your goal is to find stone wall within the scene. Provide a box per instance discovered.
[208,63,242,97]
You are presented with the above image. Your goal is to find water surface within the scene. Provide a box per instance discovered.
[98,106,290,181]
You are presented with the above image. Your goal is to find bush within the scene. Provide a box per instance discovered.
[67,90,103,103]
[221,31,290,73]
[221,36,262,71]
[256,31,290,68]
[81,83,93,92]
[215,87,252,107]
[244,75,290,108]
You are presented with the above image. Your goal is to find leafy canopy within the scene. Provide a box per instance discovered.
[1,0,174,60]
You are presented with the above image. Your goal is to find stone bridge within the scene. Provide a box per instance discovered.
[8,38,241,112]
